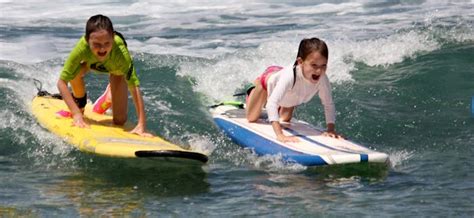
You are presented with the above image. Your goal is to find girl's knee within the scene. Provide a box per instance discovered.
[113,116,127,126]
[246,114,258,122]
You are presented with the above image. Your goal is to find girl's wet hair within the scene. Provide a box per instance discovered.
[294,38,328,66]
[85,14,114,41]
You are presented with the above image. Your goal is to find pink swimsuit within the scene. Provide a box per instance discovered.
[257,65,283,91]
[246,65,283,104]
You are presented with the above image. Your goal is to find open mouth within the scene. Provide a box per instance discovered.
[312,74,320,81]
[98,51,107,57]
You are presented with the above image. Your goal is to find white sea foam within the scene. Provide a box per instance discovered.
[1,0,472,65]
[248,152,307,173]
[0,97,74,169]
[176,29,443,101]
[333,30,440,67]
[186,133,216,156]
[0,63,57,100]
[1,1,473,101]
[0,36,72,65]
[289,2,364,15]
[388,149,415,170]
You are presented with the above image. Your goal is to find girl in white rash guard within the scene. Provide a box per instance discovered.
[246,38,342,143]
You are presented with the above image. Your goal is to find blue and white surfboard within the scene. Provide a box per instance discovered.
[211,104,389,166]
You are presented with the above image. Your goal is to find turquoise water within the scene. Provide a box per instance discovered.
[1,1,473,216]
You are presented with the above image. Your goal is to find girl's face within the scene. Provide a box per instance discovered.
[88,29,114,62]
[298,51,327,84]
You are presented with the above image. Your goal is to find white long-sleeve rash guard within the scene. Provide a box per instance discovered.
[265,64,336,124]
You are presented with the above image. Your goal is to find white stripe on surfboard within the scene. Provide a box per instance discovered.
[218,115,365,156]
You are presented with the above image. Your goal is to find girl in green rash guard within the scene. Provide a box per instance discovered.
[57,14,153,137]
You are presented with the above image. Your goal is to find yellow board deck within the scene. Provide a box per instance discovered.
[31,96,208,163]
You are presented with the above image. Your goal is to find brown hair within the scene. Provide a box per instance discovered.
[85,14,114,41]
[294,38,328,66]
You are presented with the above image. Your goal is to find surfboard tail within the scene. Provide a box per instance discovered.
[135,150,208,163]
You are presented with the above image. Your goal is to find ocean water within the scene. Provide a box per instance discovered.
[1,0,474,216]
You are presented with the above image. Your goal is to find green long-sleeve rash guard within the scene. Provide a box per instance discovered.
[59,35,140,87]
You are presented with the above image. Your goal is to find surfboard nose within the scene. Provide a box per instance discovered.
[369,153,389,163]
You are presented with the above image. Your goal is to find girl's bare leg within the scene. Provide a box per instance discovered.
[109,74,128,125]
[246,80,267,122]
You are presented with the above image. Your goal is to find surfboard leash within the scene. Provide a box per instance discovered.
[209,101,244,109]
[33,79,62,99]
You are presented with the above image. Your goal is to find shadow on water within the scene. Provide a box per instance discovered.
[42,156,209,216]
[303,162,390,181]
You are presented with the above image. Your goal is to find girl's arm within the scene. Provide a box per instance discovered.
[318,74,342,138]
[326,123,335,133]
[271,121,299,143]
[129,85,153,137]
[57,61,90,128]
[57,78,89,128]
[323,123,342,138]
[267,67,299,142]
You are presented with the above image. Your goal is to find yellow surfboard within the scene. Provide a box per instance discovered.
[31,95,208,163]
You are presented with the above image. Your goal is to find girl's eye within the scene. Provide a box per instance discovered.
[312,64,327,70]
[92,42,110,49]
